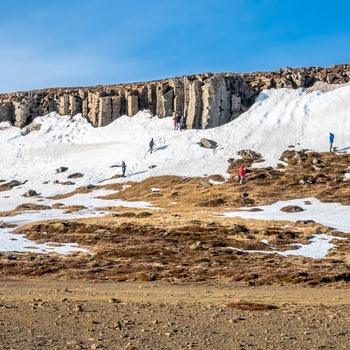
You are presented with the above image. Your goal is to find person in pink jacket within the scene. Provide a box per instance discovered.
[172,111,178,130]
[238,165,245,184]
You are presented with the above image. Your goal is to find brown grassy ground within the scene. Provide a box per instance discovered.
[1,150,350,349]
[1,149,350,286]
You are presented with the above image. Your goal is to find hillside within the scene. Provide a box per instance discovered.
[1,83,350,349]
[1,84,350,279]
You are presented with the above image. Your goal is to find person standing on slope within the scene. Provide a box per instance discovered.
[176,113,181,130]
[172,111,178,130]
[238,164,245,184]
[149,138,155,154]
[329,133,334,152]
[121,161,126,177]
[179,115,186,131]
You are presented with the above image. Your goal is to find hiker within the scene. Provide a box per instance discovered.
[329,133,334,152]
[121,161,126,177]
[149,138,155,154]
[238,164,245,184]
[176,113,181,130]
[172,111,178,130]
[179,115,186,131]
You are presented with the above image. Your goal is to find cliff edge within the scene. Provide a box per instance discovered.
[0,64,349,129]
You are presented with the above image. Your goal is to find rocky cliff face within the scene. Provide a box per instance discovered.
[0,64,349,128]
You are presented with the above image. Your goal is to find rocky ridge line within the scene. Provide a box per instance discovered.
[0,64,349,129]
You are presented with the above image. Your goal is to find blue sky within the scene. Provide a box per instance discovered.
[1,0,349,93]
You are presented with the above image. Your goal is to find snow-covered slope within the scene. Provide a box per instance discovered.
[2,86,350,198]
[1,84,350,255]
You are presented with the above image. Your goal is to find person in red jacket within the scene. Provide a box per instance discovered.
[238,165,245,184]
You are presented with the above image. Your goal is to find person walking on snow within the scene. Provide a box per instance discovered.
[238,164,245,184]
[149,138,155,154]
[121,161,126,177]
[329,133,334,152]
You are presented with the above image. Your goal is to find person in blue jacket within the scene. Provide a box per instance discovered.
[149,138,155,153]
[329,133,334,152]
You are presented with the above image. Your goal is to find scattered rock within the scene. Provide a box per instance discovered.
[209,174,225,182]
[22,189,38,197]
[67,173,83,179]
[0,180,21,191]
[229,224,249,233]
[151,188,161,192]
[247,208,264,212]
[15,203,51,211]
[51,203,66,209]
[61,181,75,186]
[197,181,211,188]
[296,220,316,224]
[227,301,278,311]
[109,298,120,304]
[7,254,18,260]
[74,304,83,312]
[64,205,86,213]
[198,197,226,207]
[238,149,261,159]
[54,180,76,185]
[120,212,136,217]
[280,205,304,213]
[56,166,68,173]
[190,241,204,250]
[200,138,218,149]
[136,212,152,218]
[0,220,16,228]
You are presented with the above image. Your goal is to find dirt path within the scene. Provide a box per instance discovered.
[1,279,350,349]
[1,279,349,305]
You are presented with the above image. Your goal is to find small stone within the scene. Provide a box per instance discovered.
[74,304,83,312]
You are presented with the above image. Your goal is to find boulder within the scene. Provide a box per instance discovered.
[280,205,304,213]
[200,138,218,149]
[67,172,83,179]
[22,189,38,197]
[56,166,68,173]
[238,149,261,159]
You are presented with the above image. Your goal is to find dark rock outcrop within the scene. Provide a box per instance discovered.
[0,64,349,129]
[22,189,38,197]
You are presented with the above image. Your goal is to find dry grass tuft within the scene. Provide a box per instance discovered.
[227,301,278,311]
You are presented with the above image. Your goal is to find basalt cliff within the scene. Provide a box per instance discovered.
[0,64,349,129]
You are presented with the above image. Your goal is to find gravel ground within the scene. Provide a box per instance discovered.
[1,279,350,349]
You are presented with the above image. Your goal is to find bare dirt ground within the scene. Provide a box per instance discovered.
[1,279,350,349]
[1,150,350,349]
